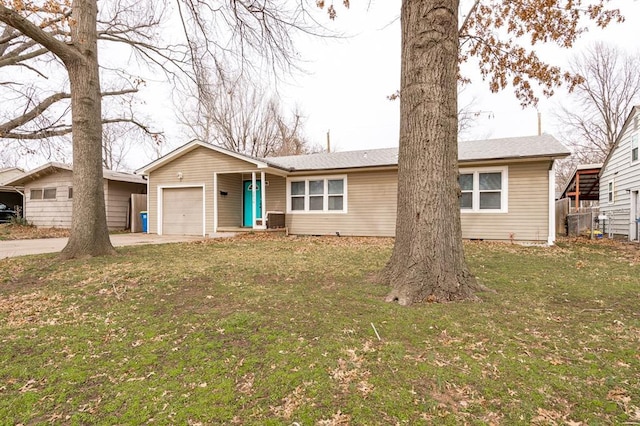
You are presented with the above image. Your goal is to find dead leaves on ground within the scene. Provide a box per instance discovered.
[0,224,69,240]
[0,291,65,328]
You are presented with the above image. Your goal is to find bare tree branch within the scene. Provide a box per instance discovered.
[556,42,640,162]
[0,5,79,64]
[0,92,69,136]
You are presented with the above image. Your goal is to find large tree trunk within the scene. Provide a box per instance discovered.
[382,0,482,305]
[60,0,114,259]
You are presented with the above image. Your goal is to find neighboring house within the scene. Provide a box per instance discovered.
[0,167,25,213]
[556,164,602,237]
[559,163,602,210]
[599,105,640,241]
[137,135,570,244]
[4,163,147,230]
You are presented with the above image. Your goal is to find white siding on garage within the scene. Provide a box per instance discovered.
[22,171,73,228]
[161,187,204,235]
[599,108,640,238]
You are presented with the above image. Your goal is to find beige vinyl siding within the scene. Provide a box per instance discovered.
[286,170,398,237]
[460,161,550,242]
[23,171,73,228]
[217,174,242,227]
[285,162,551,241]
[147,146,262,234]
[105,181,147,230]
[265,174,286,212]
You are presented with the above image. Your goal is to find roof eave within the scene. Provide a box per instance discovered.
[285,163,399,174]
[281,153,568,174]
[137,140,279,175]
[459,152,571,164]
[3,162,71,186]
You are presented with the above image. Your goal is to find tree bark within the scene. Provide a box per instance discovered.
[60,0,114,258]
[382,0,482,305]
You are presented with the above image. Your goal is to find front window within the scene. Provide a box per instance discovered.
[309,179,324,211]
[458,168,508,213]
[287,176,347,213]
[479,172,502,209]
[459,173,473,210]
[290,181,305,211]
[328,179,344,211]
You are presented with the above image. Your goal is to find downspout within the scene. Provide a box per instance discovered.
[548,161,556,245]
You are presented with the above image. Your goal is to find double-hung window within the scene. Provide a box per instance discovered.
[608,181,614,203]
[288,176,347,213]
[458,167,508,213]
[632,135,638,162]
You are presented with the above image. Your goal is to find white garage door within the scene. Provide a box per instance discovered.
[162,187,204,235]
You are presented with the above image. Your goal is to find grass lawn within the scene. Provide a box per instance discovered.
[1,234,639,425]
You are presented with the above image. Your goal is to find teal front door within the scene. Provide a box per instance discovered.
[243,181,262,227]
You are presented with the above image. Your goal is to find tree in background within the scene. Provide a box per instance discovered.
[179,67,317,157]
[0,0,317,258]
[556,42,640,165]
[321,0,623,305]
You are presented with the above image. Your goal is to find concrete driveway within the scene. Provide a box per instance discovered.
[0,233,234,259]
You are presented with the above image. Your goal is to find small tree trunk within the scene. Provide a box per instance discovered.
[382,0,481,304]
[60,0,114,259]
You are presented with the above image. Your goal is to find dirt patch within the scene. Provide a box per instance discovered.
[151,276,242,316]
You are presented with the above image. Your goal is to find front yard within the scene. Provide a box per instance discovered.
[0,224,69,240]
[1,235,639,424]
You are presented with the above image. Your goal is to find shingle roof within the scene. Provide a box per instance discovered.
[265,148,399,171]
[266,134,570,171]
[4,162,146,186]
[458,134,570,162]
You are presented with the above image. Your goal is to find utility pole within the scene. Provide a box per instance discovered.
[326,129,331,153]
[537,111,542,135]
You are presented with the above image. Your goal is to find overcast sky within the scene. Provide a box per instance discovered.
[9,0,632,172]
[103,0,640,169]
[3,1,638,171]
[263,0,640,155]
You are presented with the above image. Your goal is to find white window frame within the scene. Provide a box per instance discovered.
[459,166,508,213]
[631,135,638,163]
[286,175,348,214]
[608,180,615,204]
